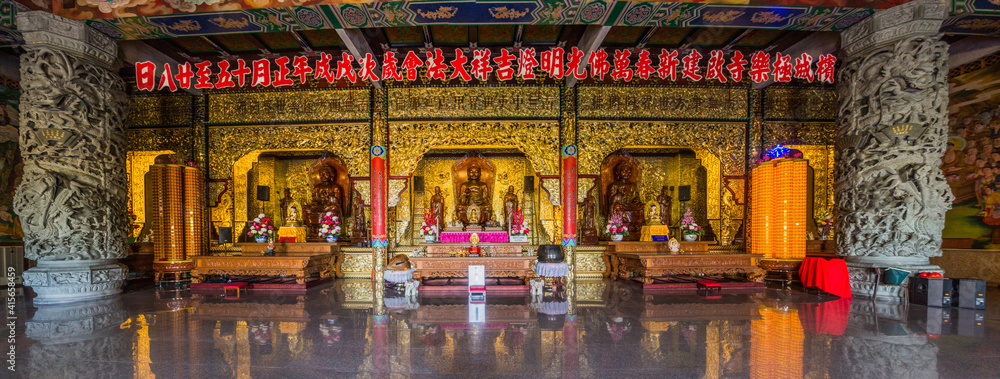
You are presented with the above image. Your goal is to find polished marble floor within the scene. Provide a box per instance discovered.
[8,280,1000,378]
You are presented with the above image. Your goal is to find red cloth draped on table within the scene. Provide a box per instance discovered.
[799,257,852,298]
[439,232,509,243]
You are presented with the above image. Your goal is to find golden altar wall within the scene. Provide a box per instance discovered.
[124,85,836,252]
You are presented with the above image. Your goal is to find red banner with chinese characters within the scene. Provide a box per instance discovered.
[135,48,835,91]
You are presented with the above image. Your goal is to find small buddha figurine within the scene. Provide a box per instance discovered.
[286,206,300,226]
[645,200,662,226]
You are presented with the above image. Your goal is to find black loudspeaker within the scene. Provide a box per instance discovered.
[952,278,986,309]
[413,176,424,192]
[954,308,985,337]
[218,227,232,244]
[678,185,691,202]
[256,186,270,201]
[524,176,534,193]
[909,277,953,308]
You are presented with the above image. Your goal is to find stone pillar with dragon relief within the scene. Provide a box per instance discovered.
[835,0,952,301]
[15,12,129,304]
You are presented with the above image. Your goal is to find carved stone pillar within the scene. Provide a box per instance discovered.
[15,12,129,304]
[834,0,952,301]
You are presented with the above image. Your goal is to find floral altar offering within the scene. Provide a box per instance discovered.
[605,210,629,242]
[509,207,530,243]
[249,213,274,243]
[420,209,439,243]
[318,212,342,242]
[680,208,703,241]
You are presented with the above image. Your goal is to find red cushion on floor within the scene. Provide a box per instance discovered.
[697,280,721,288]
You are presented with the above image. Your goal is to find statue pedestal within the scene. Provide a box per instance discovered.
[22,260,126,304]
[278,226,309,242]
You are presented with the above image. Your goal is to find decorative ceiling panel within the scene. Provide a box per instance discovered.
[385,26,423,45]
[212,34,259,52]
[603,26,646,45]
[734,29,784,46]
[173,36,216,54]
[257,31,301,50]
[299,29,345,47]
[523,25,561,44]
[479,25,516,45]
[646,27,692,45]
[430,25,467,45]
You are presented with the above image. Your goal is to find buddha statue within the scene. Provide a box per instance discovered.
[503,185,518,232]
[455,164,492,230]
[656,186,674,226]
[602,158,645,240]
[430,186,446,232]
[581,194,598,245]
[608,161,641,208]
[304,162,347,241]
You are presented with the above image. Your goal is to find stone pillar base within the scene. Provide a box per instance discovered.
[22,260,126,304]
[847,261,943,303]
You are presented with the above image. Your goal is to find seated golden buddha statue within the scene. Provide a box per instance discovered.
[455,164,492,231]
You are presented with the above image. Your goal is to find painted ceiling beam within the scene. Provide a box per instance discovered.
[566,25,610,88]
[948,36,1000,69]
[752,31,838,90]
[335,28,382,89]
[119,40,203,95]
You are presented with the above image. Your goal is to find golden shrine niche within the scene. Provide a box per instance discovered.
[452,151,496,230]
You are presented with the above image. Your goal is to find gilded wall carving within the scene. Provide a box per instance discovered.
[207,123,370,179]
[127,95,192,127]
[764,88,837,120]
[764,122,836,147]
[389,86,559,120]
[577,87,749,120]
[389,121,560,176]
[208,89,370,124]
[561,87,577,144]
[126,128,193,159]
[788,145,835,219]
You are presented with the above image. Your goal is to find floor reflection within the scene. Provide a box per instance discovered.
[11,280,1000,378]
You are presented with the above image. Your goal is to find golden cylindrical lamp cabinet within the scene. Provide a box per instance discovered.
[151,163,205,287]
[751,157,808,282]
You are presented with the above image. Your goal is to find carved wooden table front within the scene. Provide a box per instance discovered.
[191,252,332,284]
[602,241,712,277]
[410,256,537,282]
[610,253,764,284]
[234,242,345,277]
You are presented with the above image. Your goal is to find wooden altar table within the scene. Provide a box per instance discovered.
[609,252,764,284]
[419,242,525,257]
[603,241,711,277]
[235,242,345,277]
[410,256,537,282]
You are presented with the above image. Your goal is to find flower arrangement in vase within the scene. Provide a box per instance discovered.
[605,210,629,242]
[815,208,833,240]
[249,213,274,242]
[680,208,703,241]
[420,209,438,243]
[319,212,342,242]
[509,207,530,242]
